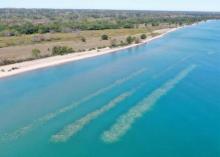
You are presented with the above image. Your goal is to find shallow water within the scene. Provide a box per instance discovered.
[0,20,220,157]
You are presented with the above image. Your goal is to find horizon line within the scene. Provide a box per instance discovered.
[0,7,220,13]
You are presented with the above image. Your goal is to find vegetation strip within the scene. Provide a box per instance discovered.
[0,68,146,142]
[51,89,135,143]
[101,64,197,143]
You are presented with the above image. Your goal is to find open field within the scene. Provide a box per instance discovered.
[0,26,172,64]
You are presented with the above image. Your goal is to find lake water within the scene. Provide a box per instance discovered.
[0,20,220,157]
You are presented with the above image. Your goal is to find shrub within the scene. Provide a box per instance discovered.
[140,34,147,39]
[101,34,109,40]
[52,46,74,55]
[32,48,41,58]
[123,23,134,28]
[126,36,135,44]
[97,46,107,49]
[152,22,159,27]
[179,22,183,26]
[78,49,86,52]
[0,59,16,65]
[81,37,86,42]
[89,48,96,51]
[120,40,127,46]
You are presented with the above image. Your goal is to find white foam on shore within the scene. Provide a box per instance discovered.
[0,69,146,142]
[51,88,138,143]
[101,64,196,143]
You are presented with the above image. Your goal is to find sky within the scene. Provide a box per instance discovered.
[0,0,220,12]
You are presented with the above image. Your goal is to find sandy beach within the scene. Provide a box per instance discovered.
[0,27,182,79]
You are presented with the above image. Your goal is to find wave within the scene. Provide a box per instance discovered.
[0,68,146,143]
[101,64,197,143]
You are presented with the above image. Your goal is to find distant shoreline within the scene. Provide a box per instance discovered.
[0,26,185,79]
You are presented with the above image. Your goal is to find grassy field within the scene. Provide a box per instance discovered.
[0,25,173,65]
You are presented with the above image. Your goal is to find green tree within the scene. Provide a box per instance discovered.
[140,34,147,39]
[101,34,109,40]
[179,22,183,26]
[19,23,38,34]
[126,36,135,44]
[38,24,50,34]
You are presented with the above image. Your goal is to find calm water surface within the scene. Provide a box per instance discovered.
[0,20,220,157]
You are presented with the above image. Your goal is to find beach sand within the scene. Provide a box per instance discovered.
[0,27,182,79]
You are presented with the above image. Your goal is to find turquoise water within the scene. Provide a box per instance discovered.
[0,20,220,157]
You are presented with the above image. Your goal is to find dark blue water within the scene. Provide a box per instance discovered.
[0,20,219,157]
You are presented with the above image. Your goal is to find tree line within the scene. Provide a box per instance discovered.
[0,9,220,36]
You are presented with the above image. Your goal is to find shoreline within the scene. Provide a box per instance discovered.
[0,26,183,79]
